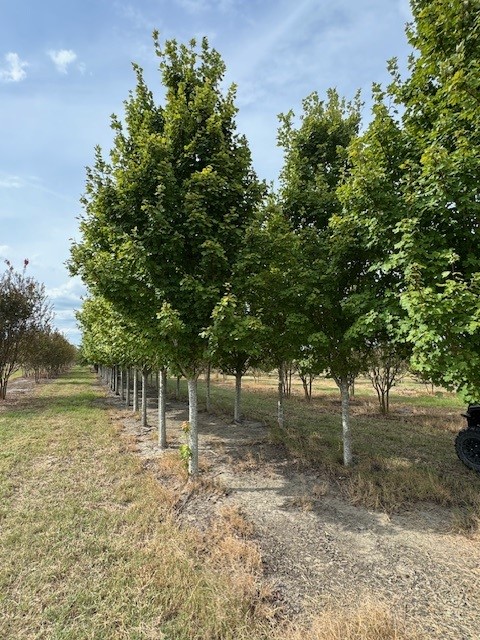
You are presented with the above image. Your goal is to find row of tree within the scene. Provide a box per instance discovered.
[0,260,77,398]
[70,0,480,474]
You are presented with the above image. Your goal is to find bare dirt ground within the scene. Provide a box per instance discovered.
[108,390,480,640]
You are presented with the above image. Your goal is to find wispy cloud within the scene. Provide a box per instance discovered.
[0,173,24,188]
[114,2,158,30]
[175,0,235,13]
[48,49,77,74]
[46,277,85,306]
[0,52,28,82]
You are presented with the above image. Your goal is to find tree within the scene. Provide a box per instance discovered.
[341,0,480,400]
[70,36,264,474]
[390,0,480,399]
[0,261,51,399]
[278,89,366,465]
[20,328,76,381]
[337,89,412,415]
[233,199,310,431]
[205,290,265,423]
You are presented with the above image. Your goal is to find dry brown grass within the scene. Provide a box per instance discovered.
[0,368,275,640]
[277,599,421,640]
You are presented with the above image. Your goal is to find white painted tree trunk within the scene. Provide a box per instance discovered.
[141,368,148,428]
[340,378,353,466]
[158,368,167,449]
[234,372,242,423]
[205,364,211,413]
[187,378,199,476]
[120,369,125,401]
[126,367,130,407]
[133,367,138,412]
[277,364,284,430]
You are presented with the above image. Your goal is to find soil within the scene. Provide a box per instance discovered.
[110,389,480,640]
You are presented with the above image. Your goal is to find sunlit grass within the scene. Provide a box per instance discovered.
[0,367,273,640]
[168,373,479,531]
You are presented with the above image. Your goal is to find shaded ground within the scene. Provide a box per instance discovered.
[109,387,480,640]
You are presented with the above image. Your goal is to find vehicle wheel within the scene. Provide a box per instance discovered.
[455,427,480,472]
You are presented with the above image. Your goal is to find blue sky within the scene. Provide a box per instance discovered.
[0,0,412,345]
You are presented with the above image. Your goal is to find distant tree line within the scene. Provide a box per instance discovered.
[70,0,480,474]
[0,260,77,399]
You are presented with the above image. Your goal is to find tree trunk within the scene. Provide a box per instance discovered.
[141,368,148,428]
[176,375,181,400]
[349,377,355,399]
[234,371,242,423]
[158,367,167,449]
[187,378,199,476]
[126,367,130,408]
[133,367,139,412]
[277,364,284,430]
[340,378,353,466]
[120,369,125,401]
[205,363,211,413]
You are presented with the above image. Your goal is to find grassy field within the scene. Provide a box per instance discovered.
[0,367,473,639]
[171,372,480,532]
[0,368,275,640]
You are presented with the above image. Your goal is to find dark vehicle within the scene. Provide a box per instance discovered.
[455,404,480,472]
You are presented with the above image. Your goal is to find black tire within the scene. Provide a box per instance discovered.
[455,427,480,472]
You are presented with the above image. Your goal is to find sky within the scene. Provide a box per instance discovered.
[0,0,412,345]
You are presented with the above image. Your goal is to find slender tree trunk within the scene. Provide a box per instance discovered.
[141,368,148,428]
[187,378,199,476]
[349,378,355,399]
[340,378,353,466]
[158,367,167,449]
[205,363,211,413]
[126,367,130,408]
[176,375,181,400]
[234,371,242,423]
[133,367,139,412]
[277,363,284,430]
[120,369,125,401]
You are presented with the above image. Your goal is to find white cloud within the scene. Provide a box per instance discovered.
[48,49,78,74]
[0,173,24,188]
[46,277,85,305]
[175,0,235,13]
[0,245,10,257]
[0,52,28,82]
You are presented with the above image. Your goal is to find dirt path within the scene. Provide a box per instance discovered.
[114,393,480,639]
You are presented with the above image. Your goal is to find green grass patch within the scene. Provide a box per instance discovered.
[0,368,273,640]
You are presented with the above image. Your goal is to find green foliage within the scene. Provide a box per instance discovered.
[279,89,367,385]
[20,329,77,380]
[341,0,480,400]
[0,261,52,399]
[179,443,192,469]
[70,36,264,379]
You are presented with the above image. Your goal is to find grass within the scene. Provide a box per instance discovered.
[0,367,274,640]
[169,373,480,532]
[276,599,421,640]
[0,367,470,639]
